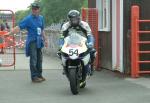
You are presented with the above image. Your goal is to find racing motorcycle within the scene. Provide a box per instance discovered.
[58,30,92,95]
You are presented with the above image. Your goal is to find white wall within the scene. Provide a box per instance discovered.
[112,0,124,72]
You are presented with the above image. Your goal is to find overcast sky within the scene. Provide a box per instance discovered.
[0,0,35,12]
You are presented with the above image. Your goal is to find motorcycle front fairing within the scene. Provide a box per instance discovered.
[60,31,90,67]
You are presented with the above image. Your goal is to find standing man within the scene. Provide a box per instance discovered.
[11,2,47,83]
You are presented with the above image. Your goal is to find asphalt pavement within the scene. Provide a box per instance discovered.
[0,50,150,103]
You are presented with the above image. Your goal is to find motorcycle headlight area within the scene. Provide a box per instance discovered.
[61,51,79,60]
[69,51,89,60]
[69,54,78,60]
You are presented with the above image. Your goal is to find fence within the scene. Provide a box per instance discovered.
[0,10,15,68]
[43,30,60,56]
[82,8,100,70]
[16,29,60,56]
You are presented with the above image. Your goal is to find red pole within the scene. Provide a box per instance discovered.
[81,8,87,22]
[95,9,100,70]
[131,6,140,78]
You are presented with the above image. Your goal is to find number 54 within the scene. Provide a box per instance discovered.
[69,49,78,56]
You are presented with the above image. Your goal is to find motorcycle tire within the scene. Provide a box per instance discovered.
[69,69,79,95]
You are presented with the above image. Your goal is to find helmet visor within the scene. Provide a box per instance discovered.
[70,17,80,26]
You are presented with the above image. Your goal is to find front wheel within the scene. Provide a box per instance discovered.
[69,69,79,95]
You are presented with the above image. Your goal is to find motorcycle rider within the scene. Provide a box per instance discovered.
[59,10,96,76]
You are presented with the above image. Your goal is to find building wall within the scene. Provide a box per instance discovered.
[89,0,113,70]
[89,0,123,72]
[89,0,150,73]
[99,31,112,69]
[98,0,112,70]
[88,0,96,8]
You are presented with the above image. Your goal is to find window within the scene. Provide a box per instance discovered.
[96,0,110,31]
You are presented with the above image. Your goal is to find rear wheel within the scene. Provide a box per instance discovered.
[69,69,79,95]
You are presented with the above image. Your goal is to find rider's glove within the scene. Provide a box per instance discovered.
[58,35,64,49]
[87,35,94,49]
[87,42,94,49]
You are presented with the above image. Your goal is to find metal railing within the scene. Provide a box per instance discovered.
[131,5,150,78]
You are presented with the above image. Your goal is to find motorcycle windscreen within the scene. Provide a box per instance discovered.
[61,33,88,58]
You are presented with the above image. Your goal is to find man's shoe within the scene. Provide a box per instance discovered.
[80,81,86,88]
[32,77,42,83]
[38,76,46,81]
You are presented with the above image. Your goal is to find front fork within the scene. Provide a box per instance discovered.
[64,63,83,81]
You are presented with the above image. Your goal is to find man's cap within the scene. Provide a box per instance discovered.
[31,2,40,8]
